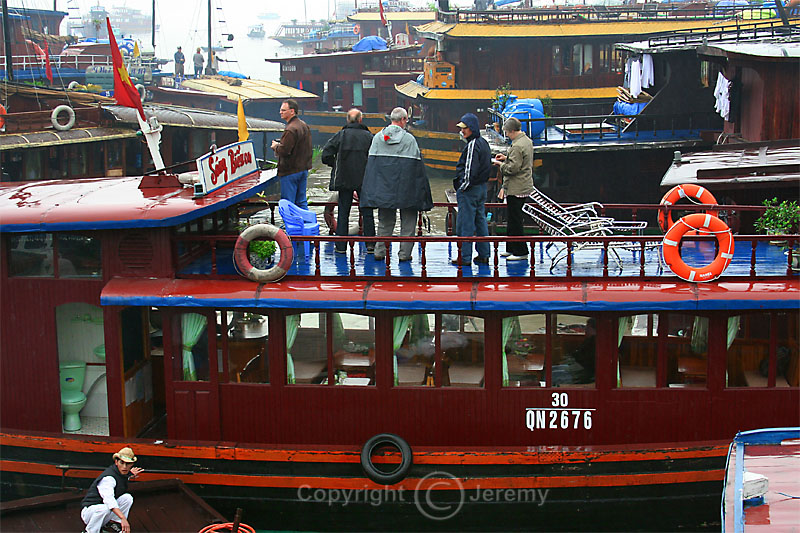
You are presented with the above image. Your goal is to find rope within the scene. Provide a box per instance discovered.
[198,523,256,533]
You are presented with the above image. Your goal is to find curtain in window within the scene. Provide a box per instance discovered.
[180,313,206,381]
[501,317,518,387]
[332,312,346,349]
[393,316,412,386]
[691,317,709,354]
[286,314,300,384]
[727,316,740,349]
[617,316,633,386]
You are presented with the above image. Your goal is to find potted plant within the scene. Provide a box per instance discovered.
[754,198,800,244]
[248,239,276,270]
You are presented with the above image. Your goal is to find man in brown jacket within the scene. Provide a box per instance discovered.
[271,99,313,209]
[493,117,534,260]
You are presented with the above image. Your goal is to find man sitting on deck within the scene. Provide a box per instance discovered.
[81,447,143,533]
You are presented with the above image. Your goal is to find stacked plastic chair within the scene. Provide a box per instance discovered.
[278,199,320,259]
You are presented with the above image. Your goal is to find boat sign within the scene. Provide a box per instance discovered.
[195,141,257,196]
[525,393,595,431]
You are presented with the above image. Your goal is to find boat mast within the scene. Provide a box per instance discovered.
[206,0,212,74]
[151,0,155,49]
[1,0,12,82]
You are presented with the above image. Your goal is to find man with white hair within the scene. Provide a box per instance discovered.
[360,107,433,262]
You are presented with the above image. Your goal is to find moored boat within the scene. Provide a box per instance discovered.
[0,139,798,530]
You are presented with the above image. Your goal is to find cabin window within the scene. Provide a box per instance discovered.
[312,66,321,75]
[394,313,484,388]
[727,311,799,388]
[502,314,546,387]
[336,65,355,74]
[552,314,596,388]
[333,84,343,101]
[7,232,100,278]
[56,234,102,278]
[666,313,707,388]
[618,314,658,388]
[176,312,211,382]
[226,312,269,384]
[23,150,44,181]
[106,141,122,174]
[303,66,312,74]
[68,145,87,178]
[573,44,593,76]
[286,312,376,386]
[598,45,623,74]
[125,138,143,174]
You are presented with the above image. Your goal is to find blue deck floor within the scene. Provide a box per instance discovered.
[181,240,796,279]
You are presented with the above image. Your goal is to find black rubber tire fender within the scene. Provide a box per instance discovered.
[360,433,413,485]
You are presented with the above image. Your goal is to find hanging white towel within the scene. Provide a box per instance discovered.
[713,72,730,121]
[641,54,654,88]
[629,58,642,98]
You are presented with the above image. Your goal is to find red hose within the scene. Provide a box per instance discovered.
[198,523,256,533]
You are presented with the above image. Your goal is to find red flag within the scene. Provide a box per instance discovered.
[379,0,387,25]
[106,18,145,121]
[44,41,53,84]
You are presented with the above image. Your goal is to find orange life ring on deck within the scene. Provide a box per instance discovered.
[0,104,6,129]
[662,213,734,283]
[658,184,718,233]
[233,224,293,282]
[353,24,361,34]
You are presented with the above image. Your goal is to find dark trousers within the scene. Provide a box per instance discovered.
[336,189,375,251]
[506,195,528,256]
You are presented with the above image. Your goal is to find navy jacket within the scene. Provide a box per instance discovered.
[454,113,491,192]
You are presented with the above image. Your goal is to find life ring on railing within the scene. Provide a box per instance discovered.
[0,104,6,130]
[233,224,293,283]
[353,24,361,34]
[662,213,734,283]
[324,192,338,234]
[360,433,413,485]
[658,184,718,233]
[135,83,146,100]
[51,105,76,131]
[67,80,80,90]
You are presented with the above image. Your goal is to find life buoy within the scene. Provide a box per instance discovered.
[0,104,6,130]
[360,433,413,485]
[67,81,80,90]
[233,224,293,283]
[353,24,361,34]
[135,83,146,100]
[658,184,718,233]
[324,192,338,234]
[662,213,734,283]
[51,105,76,131]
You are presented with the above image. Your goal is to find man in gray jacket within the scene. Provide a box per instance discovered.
[493,117,534,260]
[361,107,433,262]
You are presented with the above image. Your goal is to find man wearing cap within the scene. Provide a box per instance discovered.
[173,47,185,80]
[452,112,491,265]
[81,447,143,533]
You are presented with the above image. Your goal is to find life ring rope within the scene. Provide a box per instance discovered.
[662,213,734,283]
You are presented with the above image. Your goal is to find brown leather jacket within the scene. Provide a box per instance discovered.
[275,116,312,176]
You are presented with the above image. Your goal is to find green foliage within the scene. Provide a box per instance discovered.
[249,239,277,259]
[754,197,800,234]
[492,83,513,114]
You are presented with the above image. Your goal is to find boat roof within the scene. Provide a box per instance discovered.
[0,127,138,151]
[268,44,421,62]
[179,78,318,102]
[415,19,726,39]
[0,171,276,233]
[100,278,800,311]
[102,104,285,131]
[348,11,436,22]
[395,82,618,101]
[618,23,800,54]
[660,143,800,189]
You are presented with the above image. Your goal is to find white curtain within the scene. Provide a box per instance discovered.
[617,316,632,386]
[501,317,518,387]
[286,314,299,384]
[691,317,709,355]
[393,316,412,386]
[727,316,740,349]
[180,313,207,381]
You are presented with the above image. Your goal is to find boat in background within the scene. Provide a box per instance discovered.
[270,21,327,45]
[722,427,800,532]
[247,24,266,39]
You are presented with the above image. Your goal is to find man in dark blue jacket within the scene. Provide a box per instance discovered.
[453,113,491,265]
[321,108,376,254]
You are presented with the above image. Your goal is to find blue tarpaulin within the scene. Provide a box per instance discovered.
[613,101,648,116]
[352,36,388,52]
[503,98,546,138]
[217,71,247,79]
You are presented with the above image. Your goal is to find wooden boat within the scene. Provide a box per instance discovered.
[0,139,798,530]
[722,427,800,532]
[0,479,227,532]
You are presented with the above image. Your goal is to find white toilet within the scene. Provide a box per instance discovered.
[59,360,87,431]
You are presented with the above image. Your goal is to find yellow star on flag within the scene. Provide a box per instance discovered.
[117,65,131,85]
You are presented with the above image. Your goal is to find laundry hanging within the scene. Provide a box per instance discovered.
[641,54,654,88]
[629,58,642,98]
[713,72,731,121]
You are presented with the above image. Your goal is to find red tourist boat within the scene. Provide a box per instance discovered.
[0,140,798,530]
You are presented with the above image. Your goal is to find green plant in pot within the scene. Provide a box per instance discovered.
[754,198,800,242]
[249,239,277,269]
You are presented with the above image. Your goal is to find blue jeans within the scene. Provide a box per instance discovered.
[280,170,308,210]
[456,182,490,260]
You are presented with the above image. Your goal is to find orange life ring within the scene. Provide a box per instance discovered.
[662,213,734,283]
[233,224,293,282]
[353,24,361,34]
[658,184,718,233]
[0,104,6,129]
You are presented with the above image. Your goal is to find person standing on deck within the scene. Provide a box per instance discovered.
[80,447,143,533]
[271,99,313,209]
[452,113,491,265]
[321,108,376,254]
[361,107,433,262]
[192,48,204,78]
[173,46,185,80]
[493,117,534,261]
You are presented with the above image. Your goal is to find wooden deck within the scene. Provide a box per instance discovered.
[0,479,227,532]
